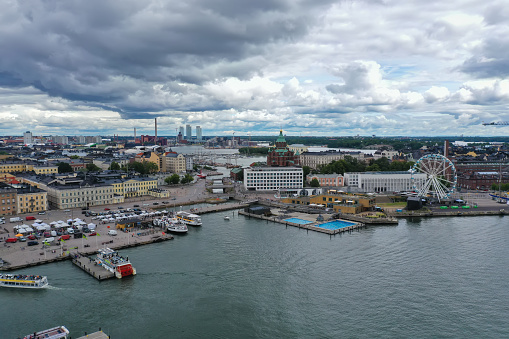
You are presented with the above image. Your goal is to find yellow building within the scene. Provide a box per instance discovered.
[109,178,158,198]
[15,186,48,214]
[134,152,161,172]
[0,162,57,174]
[160,152,186,173]
[0,163,25,173]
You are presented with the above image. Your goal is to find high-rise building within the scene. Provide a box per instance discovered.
[77,135,86,144]
[179,126,185,136]
[186,124,192,140]
[23,131,33,145]
[52,135,69,145]
[196,126,202,141]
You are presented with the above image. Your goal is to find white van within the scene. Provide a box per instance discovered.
[67,228,74,234]
[108,230,117,236]
[43,237,55,244]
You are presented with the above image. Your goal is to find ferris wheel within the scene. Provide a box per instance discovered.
[411,154,457,202]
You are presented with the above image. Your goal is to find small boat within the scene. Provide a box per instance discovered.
[24,325,69,339]
[0,273,49,289]
[197,169,207,179]
[176,211,202,226]
[224,216,230,220]
[166,218,188,234]
[95,248,136,279]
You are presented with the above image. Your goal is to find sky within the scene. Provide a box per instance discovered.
[1,0,509,137]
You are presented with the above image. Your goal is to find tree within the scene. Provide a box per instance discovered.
[144,161,159,174]
[310,178,320,187]
[302,166,311,184]
[165,174,180,185]
[180,174,194,184]
[109,161,121,170]
[86,163,102,172]
[57,162,73,173]
[70,155,80,159]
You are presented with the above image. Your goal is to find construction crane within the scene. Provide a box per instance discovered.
[482,121,509,126]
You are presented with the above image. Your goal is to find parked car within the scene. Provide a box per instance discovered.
[27,240,39,246]
[38,211,46,215]
[43,237,55,243]
[19,236,27,242]
[73,232,83,239]
[104,208,110,211]
[89,232,97,236]
[59,235,71,241]
[5,238,17,243]
[26,216,36,221]
[64,209,70,212]
[83,227,90,233]
[27,234,36,240]
[108,230,117,236]
[162,201,169,204]
[133,204,140,207]
[67,228,74,234]
[153,202,159,205]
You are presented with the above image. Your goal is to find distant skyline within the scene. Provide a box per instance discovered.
[1,1,509,137]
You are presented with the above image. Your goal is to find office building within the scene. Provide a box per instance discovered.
[186,124,192,140]
[196,126,202,141]
[23,131,33,145]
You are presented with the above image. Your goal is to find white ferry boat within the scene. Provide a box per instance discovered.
[154,217,188,233]
[0,273,49,289]
[176,211,202,226]
[95,248,136,279]
[23,326,69,339]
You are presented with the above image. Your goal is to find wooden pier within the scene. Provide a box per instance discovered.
[76,330,110,339]
[72,254,114,280]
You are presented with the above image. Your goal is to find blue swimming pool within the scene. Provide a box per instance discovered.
[284,218,313,225]
[316,220,356,230]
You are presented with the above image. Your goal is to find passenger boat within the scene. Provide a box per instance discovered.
[0,273,49,289]
[224,216,230,220]
[153,216,188,233]
[176,211,202,226]
[167,220,188,233]
[95,248,136,279]
[23,326,69,339]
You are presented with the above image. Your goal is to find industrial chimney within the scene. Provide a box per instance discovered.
[154,118,158,145]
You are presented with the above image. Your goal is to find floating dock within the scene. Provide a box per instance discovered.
[238,210,366,235]
[76,330,110,339]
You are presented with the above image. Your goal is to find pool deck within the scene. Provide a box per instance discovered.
[238,208,366,235]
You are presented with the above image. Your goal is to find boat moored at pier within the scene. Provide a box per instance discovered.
[153,216,188,233]
[95,248,136,279]
[23,325,70,339]
[176,211,202,226]
[0,273,49,289]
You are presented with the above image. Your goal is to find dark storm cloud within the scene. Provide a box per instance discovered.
[459,36,509,78]
[0,0,334,115]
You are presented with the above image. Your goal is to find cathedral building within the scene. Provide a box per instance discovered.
[267,130,300,167]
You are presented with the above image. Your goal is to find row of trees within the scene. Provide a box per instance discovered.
[318,156,414,175]
[164,173,194,185]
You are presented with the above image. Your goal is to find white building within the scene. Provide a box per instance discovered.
[344,171,426,193]
[186,124,192,140]
[196,126,202,141]
[244,167,303,191]
[23,131,33,145]
[52,135,69,145]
